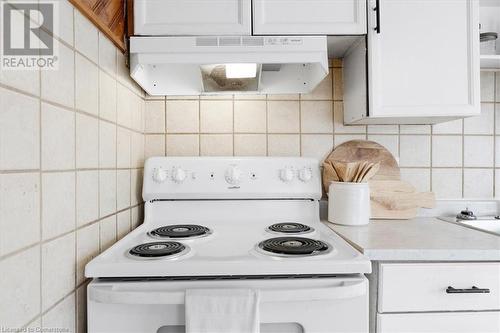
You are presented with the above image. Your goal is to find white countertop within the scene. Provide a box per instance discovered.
[324,217,500,261]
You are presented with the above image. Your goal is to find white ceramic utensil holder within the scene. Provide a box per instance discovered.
[328,181,370,226]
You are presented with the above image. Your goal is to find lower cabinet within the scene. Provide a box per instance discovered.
[378,312,500,333]
[371,262,500,333]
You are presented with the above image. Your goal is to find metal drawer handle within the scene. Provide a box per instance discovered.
[373,0,381,34]
[446,286,490,294]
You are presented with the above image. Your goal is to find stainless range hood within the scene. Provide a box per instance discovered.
[129,36,328,96]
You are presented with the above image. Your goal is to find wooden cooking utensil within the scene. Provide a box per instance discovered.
[326,140,400,180]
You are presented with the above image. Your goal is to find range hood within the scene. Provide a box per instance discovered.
[129,36,328,96]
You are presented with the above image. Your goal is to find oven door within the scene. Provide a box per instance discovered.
[87,275,368,333]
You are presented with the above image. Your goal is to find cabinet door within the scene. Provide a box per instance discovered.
[134,0,251,35]
[378,312,500,333]
[253,0,367,35]
[367,0,480,119]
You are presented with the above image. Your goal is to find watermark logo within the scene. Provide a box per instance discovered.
[1,1,59,70]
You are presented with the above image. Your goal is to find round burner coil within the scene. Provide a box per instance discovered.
[268,223,312,234]
[129,241,186,258]
[258,237,329,256]
[149,225,211,239]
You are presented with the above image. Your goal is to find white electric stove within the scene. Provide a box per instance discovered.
[86,157,371,333]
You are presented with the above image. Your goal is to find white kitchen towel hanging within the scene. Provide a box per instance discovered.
[185,289,260,333]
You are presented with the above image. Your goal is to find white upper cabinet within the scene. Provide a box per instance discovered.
[134,0,252,35]
[253,0,367,35]
[345,0,480,124]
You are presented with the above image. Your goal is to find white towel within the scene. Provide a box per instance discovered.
[185,289,260,333]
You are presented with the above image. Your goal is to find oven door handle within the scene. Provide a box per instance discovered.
[89,279,367,305]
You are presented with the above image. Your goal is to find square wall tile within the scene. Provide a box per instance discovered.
[41,43,75,108]
[496,74,500,102]
[76,224,99,285]
[131,95,144,132]
[367,135,399,159]
[234,101,266,133]
[268,134,300,156]
[400,168,430,192]
[130,132,145,168]
[42,172,75,240]
[301,71,332,100]
[100,215,117,251]
[117,127,131,168]
[464,103,494,134]
[0,88,40,170]
[200,101,233,133]
[41,103,75,170]
[145,135,166,159]
[480,71,495,103]
[268,101,300,133]
[432,168,463,199]
[117,170,131,210]
[200,134,233,156]
[130,169,143,206]
[99,70,117,122]
[0,173,40,256]
[234,134,267,156]
[300,101,333,133]
[495,169,500,198]
[0,246,40,329]
[42,293,75,333]
[75,53,99,115]
[301,135,333,162]
[464,168,493,198]
[463,136,494,167]
[234,94,266,100]
[116,83,135,128]
[495,103,500,134]
[75,11,98,62]
[99,170,116,217]
[145,100,165,133]
[42,232,75,310]
[76,113,98,168]
[166,100,199,133]
[333,102,365,134]
[166,134,199,156]
[99,121,116,168]
[76,171,98,227]
[98,32,117,76]
[495,137,500,167]
[432,136,462,167]
[117,210,131,240]
[399,135,431,167]
[432,119,463,134]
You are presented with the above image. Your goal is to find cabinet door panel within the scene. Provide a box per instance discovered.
[378,312,500,333]
[134,0,251,35]
[253,0,366,35]
[367,0,480,118]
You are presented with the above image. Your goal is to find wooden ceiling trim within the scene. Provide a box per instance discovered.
[69,0,126,53]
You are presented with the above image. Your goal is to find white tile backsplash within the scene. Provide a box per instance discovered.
[234,101,267,133]
[0,2,144,328]
[463,136,494,167]
[268,101,300,133]
[200,100,233,133]
[464,168,494,198]
[432,136,463,167]
[399,135,431,167]
[301,101,333,134]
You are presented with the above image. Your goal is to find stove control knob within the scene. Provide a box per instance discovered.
[225,166,242,185]
[152,167,167,183]
[171,167,187,183]
[279,167,295,182]
[298,167,313,182]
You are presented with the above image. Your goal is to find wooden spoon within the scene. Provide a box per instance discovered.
[361,162,381,182]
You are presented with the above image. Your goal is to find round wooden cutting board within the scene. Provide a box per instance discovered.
[327,140,400,180]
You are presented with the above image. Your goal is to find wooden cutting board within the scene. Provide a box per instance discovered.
[324,140,436,219]
[327,140,400,180]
